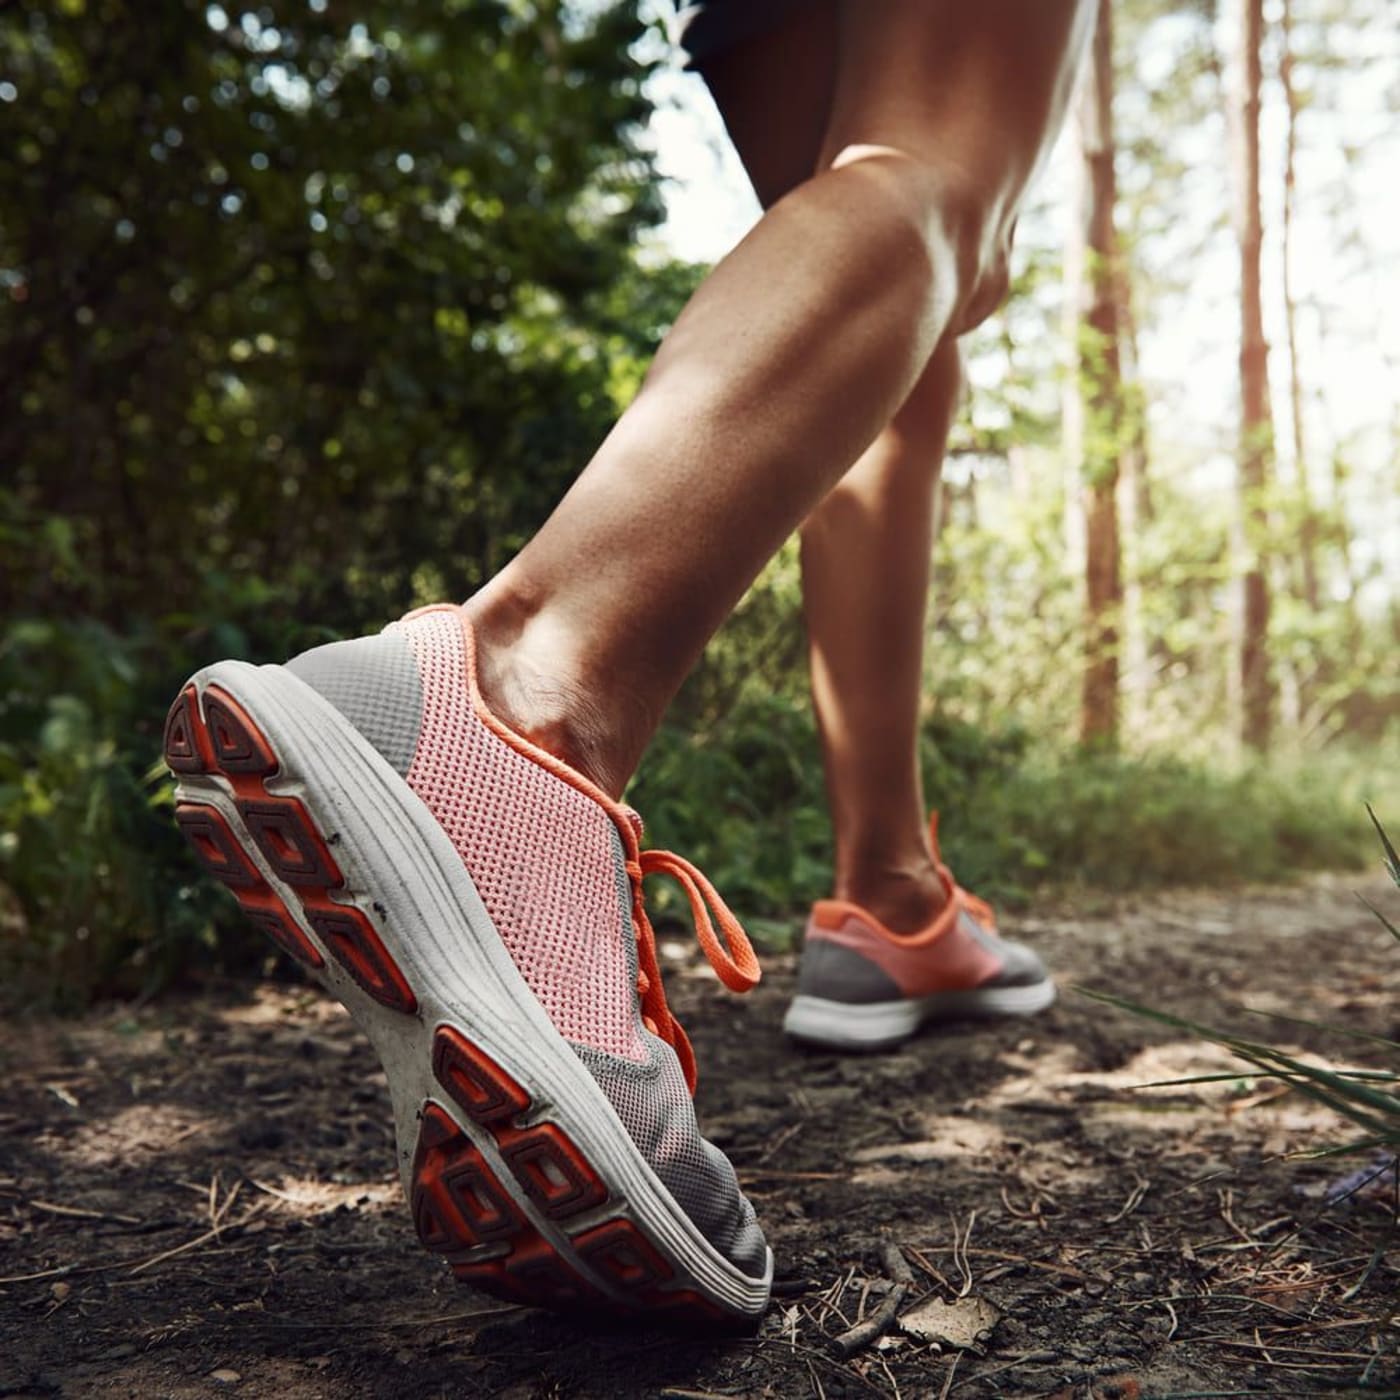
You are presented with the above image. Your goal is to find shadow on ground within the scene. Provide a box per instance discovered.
[2,874,1397,1397]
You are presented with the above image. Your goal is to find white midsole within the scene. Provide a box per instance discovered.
[783,980,1057,1050]
[179,659,772,1316]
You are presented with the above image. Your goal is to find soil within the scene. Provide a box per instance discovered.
[3,874,1398,1399]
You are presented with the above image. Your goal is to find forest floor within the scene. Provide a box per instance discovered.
[2,874,1398,1400]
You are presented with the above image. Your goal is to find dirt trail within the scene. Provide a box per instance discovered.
[2,875,1397,1398]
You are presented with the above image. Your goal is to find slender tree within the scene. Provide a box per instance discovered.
[1227,0,1275,751]
[1280,0,1319,617]
[1072,0,1125,746]
[1115,230,1155,732]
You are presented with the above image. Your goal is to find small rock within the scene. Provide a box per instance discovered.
[209,1368,242,1385]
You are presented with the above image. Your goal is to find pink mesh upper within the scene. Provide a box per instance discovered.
[399,608,645,1062]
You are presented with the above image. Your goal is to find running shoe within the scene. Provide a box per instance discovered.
[164,603,772,1324]
[783,815,1055,1050]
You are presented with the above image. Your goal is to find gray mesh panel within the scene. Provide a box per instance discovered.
[285,626,423,776]
[796,939,902,1003]
[573,1036,767,1278]
[963,911,1049,987]
[571,825,767,1279]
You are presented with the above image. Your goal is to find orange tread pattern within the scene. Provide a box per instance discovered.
[167,681,734,1323]
[164,684,414,1010]
[432,1026,607,1220]
[424,1029,728,1319]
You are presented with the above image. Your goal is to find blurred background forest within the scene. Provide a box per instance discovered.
[1,0,1396,1008]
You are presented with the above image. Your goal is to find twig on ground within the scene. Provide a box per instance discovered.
[1105,1173,1152,1224]
[830,1242,912,1359]
[736,1169,844,1187]
[949,1352,1059,1394]
[949,1211,977,1298]
[999,1184,1045,1224]
[874,1351,901,1399]
[752,1338,887,1398]
[0,1262,85,1285]
[208,1176,242,1240]
[811,1264,857,1332]
[129,1201,267,1275]
[757,1120,804,1165]
[881,1242,914,1287]
[905,1244,955,1293]
[27,1198,142,1225]
[912,1244,1095,1286]
[1217,1188,1255,1246]
[936,1351,960,1400]
[0,1201,268,1285]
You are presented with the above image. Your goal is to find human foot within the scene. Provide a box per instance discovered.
[164,603,771,1324]
[783,816,1054,1050]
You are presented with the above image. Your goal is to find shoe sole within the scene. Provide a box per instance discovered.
[165,661,771,1325]
[783,980,1057,1051]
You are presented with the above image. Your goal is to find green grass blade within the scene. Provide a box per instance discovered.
[1242,1004,1400,1050]
[1132,1069,1400,1089]
[1224,1043,1400,1119]
[1357,892,1400,946]
[1075,986,1229,1037]
[1230,1065,1393,1137]
[1222,1052,1398,1136]
[1078,987,1399,1140]
[1295,1136,1397,1161]
[1367,805,1399,886]
[1132,1072,1266,1088]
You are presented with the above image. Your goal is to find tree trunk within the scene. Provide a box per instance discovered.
[1228,0,1275,752]
[1116,258,1153,733]
[1280,0,1319,618]
[1075,0,1124,747]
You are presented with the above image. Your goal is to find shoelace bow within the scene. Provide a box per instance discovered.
[622,845,761,1095]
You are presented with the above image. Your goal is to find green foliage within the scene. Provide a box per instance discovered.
[1,1,1392,1008]
[1,0,665,631]
[630,675,1373,951]
[0,0,694,1008]
[0,617,246,1010]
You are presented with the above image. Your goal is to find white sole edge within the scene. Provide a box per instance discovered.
[177,660,772,1320]
[783,979,1057,1051]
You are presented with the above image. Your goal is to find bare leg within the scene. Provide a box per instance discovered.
[701,6,965,934]
[468,0,1095,798]
[800,344,962,932]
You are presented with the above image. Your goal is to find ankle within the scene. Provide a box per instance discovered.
[463,583,650,800]
[832,859,949,937]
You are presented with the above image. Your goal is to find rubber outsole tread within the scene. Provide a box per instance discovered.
[163,677,749,1326]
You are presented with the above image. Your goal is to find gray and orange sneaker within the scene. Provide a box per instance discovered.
[783,817,1054,1051]
[164,603,771,1325]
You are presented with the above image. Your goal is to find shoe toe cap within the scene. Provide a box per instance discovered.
[989,937,1051,988]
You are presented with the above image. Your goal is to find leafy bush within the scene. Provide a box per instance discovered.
[630,688,1375,950]
[0,601,325,1012]
[0,595,1376,1006]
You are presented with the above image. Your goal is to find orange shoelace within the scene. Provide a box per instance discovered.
[621,836,761,1095]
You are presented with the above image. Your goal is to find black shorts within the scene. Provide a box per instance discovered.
[675,0,814,69]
